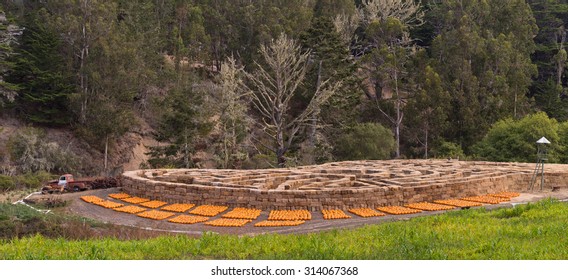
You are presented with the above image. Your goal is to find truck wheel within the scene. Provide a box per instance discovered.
[73,186,80,192]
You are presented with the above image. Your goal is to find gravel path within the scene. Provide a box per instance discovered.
[29,188,568,237]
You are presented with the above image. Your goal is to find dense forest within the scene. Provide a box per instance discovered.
[2,0,568,179]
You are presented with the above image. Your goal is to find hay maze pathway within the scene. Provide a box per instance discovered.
[68,160,568,234]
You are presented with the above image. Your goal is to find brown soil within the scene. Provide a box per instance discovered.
[0,116,156,176]
[28,188,568,237]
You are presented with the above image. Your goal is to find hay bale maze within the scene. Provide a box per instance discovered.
[79,160,568,230]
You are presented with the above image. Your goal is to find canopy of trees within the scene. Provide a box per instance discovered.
[3,0,568,174]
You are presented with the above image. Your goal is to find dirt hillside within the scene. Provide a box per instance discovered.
[0,115,155,176]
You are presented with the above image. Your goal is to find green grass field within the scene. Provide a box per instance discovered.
[1,199,567,259]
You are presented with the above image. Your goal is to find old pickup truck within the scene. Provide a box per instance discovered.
[40,174,120,194]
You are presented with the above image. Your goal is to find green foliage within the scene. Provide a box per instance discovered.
[7,11,73,126]
[3,0,568,164]
[334,123,395,160]
[1,199,568,259]
[0,175,15,192]
[431,0,538,150]
[473,112,561,162]
[13,171,54,190]
[0,7,20,106]
[299,15,362,164]
[147,78,212,168]
[0,172,51,193]
[528,0,568,120]
[432,141,466,160]
[404,60,451,158]
[532,79,568,121]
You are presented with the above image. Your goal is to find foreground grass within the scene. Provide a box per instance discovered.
[1,199,567,259]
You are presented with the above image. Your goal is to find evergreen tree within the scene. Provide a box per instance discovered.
[528,0,568,120]
[8,12,73,126]
[403,59,450,158]
[0,7,20,106]
[300,15,361,163]
[430,0,538,152]
[148,77,212,168]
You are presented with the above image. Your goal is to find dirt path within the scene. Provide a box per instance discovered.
[29,188,568,237]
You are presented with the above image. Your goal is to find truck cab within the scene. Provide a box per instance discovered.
[57,174,74,186]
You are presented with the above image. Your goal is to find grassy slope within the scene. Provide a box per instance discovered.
[1,199,567,260]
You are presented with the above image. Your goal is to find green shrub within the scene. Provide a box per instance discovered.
[557,121,568,163]
[0,172,55,193]
[334,123,395,160]
[0,175,15,192]
[473,112,560,162]
[14,171,55,189]
[432,141,466,159]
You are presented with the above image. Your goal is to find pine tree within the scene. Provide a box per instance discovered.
[148,77,212,169]
[300,15,361,163]
[8,12,73,126]
[0,7,20,106]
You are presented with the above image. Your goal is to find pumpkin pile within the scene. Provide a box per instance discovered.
[120,196,150,204]
[139,200,168,209]
[268,210,312,221]
[161,203,195,213]
[168,215,209,224]
[114,205,146,214]
[405,202,455,211]
[461,195,509,204]
[137,210,175,220]
[189,205,229,217]
[255,220,305,227]
[92,200,124,209]
[348,208,386,218]
[377,206,422,215]
[108,193,130,199]
[433,199,482,207]
[205,218,252,227]
[222,207,262,219]
[322,209,351,219]
[489,192,520,199]
[81,195,104,203]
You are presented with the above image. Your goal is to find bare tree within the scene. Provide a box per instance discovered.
[333,12,362,46]
[244,33,341,167]
[359,0,424,27]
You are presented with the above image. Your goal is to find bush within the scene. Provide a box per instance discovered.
[473,112,561,162]
[432,141,466,159]
[557,122,568,163]
[7,127,79,173]
[0,175,15,192]
[0,172,55,193]
[14,171,55,189]
[334,123,395,160]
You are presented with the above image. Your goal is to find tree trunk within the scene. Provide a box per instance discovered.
[183,130,190,168]
[424,128,428,159]
[79,1,90,125]
[307,60,323,164]
[394,66,401,158]
[104,135,108,172]
[276,126,286,168]
[309,61,323,146]
[79,43,88,124]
